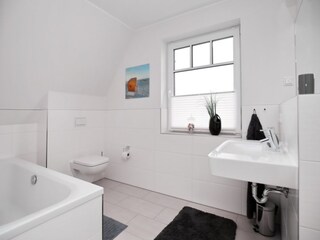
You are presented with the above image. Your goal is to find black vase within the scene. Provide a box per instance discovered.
[209,114,221,135]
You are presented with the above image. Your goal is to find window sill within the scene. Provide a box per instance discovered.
[160,130,242,138]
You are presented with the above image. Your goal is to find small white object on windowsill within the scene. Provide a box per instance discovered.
[187,115,195,133]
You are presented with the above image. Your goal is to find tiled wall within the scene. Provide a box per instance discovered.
[299,94,320,239]
[47,110,106,175]
[47,108,247,214]
[0,110,47,166]
[46,91,287,215]
[104,108,246,214]
[47,92,107,175]
[279,97,299,240]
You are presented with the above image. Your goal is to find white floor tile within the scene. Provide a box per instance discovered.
[104,202,137,224]
[154,208,180,225]
[101,180,281,240]
[112,183,149,198]
[236,215,255,232]
[126,215,166,240]
[114,231,143,240]
[143,191,187,210]
[236,228,281,240]
[103,188,130,204]
[118,197,164,219]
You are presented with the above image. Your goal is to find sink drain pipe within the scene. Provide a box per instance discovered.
[252,182,289,204]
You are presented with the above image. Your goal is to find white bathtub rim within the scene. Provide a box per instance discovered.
[0,158,103,240]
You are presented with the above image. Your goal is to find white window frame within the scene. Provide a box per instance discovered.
[167,26,241,134]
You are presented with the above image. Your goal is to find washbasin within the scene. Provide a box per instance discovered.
[208,139,298,189]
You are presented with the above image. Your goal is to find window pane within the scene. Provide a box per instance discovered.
[171,93,237,131]
[192,42,210,67]
[174,65,234,96]
[174,47,190,70]
[212,37,233,64]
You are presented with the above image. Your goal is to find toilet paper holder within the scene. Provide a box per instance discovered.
[122,146,131,160]
[123,146,130,152]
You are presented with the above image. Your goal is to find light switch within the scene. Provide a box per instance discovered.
[283,76,294,86]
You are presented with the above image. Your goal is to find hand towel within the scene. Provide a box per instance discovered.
[246,112,266,219]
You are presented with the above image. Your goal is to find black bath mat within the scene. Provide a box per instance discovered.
[103,215,127,240]
[154,206,237,240]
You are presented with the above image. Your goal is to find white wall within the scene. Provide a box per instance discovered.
[279,97,299,240]
[295,0,320,94]
[106,0,296,110]
[299,94,320,239]
[0,0,131,109]
[0,110,47,166]
[47,92,107,175]
[104,108,246,214]
[101,0,296,214]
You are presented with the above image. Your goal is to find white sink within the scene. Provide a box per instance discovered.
[208,139,298,189]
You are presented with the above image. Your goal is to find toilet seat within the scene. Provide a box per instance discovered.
[74,156,109,167]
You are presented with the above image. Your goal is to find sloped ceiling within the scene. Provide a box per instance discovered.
[88,0,224,29]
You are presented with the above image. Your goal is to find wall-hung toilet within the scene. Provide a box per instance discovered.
[70,155,109,182]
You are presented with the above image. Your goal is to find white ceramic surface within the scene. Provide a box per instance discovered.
[208,139,298,188]
[0,158,103,239]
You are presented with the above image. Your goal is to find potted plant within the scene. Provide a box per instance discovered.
[204,94,221,135]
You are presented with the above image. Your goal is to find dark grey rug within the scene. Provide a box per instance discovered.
[103,215,127,240]
[154,207,237,240]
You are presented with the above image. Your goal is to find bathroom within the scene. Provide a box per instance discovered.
[0,0,319,239]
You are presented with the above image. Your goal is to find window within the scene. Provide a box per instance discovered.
[167,26,241,134]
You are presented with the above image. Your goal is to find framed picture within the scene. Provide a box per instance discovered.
[125,64,150,99]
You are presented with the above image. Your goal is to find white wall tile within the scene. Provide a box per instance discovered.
[47,152,74,175]
[0,125,12,135]
[192,180,242,214]
[299,95,320,161]
[47,105,247,215]
[0,111,47,165]
[11,123,38,133]
[105,163,155,191]
[76,128,105,156]
[300,227,320,240]
[155,151,192,177]
[0,134,13,159]
[155,134,193,154]
[12,132,38,156]
[113,109,158,129]
[155,173,192,201]
[191,135,229,156]
[84,110,107,129]
[279,96,298,157]
[48,91,108,110]
[107,144,154,171]
[48,110,80,132]
[300,160,320,230]
[117,128,155,150]
[192,155,244,187]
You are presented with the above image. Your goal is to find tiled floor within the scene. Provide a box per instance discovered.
[95,179,281,240]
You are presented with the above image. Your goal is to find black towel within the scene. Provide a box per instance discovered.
[246,113,266,219]
[246,113,266,140]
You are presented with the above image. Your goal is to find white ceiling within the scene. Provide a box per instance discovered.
[88,0,223,29]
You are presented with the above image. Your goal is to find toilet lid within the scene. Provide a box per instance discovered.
[74,156,109,167]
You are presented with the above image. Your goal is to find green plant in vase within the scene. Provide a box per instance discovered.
[204,94,221,135]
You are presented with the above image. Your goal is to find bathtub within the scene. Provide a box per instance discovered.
[0,158,103,240]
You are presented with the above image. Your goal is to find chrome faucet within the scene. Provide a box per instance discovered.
[260,128,280,151]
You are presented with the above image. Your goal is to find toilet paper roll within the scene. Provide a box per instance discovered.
[121,151,130,160]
